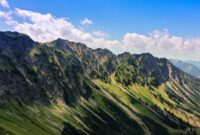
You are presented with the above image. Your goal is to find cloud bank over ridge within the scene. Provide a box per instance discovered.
[0,0,200,61]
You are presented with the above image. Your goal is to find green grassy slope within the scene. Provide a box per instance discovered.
[0,81,194,135]
[0,89,144,135]
[95,78,190,135]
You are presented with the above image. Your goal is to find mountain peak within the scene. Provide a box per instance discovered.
[0,31,35,54]
[0,31,29,38]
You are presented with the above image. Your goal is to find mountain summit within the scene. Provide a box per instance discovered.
[0,31,200,135]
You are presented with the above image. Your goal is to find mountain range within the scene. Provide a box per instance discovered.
[186,61,200,70]
[0,31,200,135]
[170,59,200,78]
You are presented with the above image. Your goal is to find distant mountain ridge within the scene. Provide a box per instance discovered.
[170,59,200,78]
[0,31,200,135]
[186,60,200,69]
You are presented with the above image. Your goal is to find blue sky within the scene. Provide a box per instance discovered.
[7,0,200,38]
[0,0,200,61]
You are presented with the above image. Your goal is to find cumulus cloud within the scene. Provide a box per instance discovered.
[123,30,200,60]
[92,30,108,38]
[0,0,9,8]
[81,18,92,26]
[0,7,200,60]
[2,8,120,50]
[0,10,12,20]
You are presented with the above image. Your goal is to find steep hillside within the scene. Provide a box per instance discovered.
[0,31,200,135]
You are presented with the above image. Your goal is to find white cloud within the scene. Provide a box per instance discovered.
[81,18,92,26]
[0,0,9,8]
[0,7,200,60]
[0,10,12,20]
[92,30,108,38]
[123,30,200,60]
[3,8,120,50]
